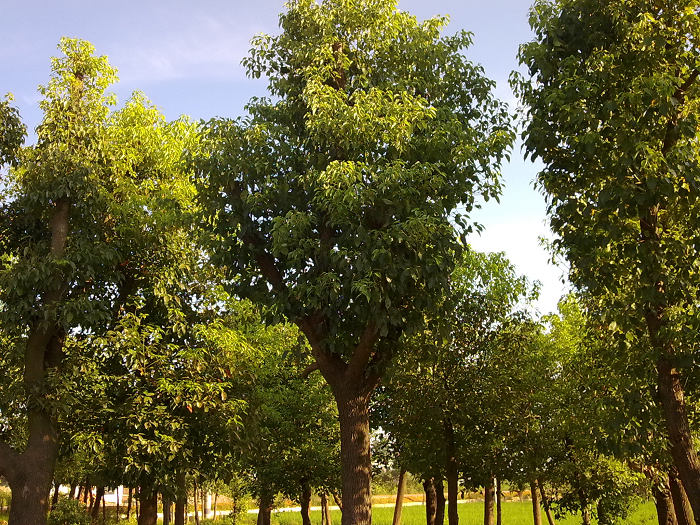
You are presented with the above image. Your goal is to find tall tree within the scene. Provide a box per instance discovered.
[513,0,700,513]
[194,1,513,522]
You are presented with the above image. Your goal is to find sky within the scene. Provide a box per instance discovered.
[1,0,570,315]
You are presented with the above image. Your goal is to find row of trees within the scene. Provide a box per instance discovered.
[1,0,700,525]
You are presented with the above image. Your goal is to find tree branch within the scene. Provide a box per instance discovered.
[300,362,319,378]
[0,439,18,479]
[345,320,379,384]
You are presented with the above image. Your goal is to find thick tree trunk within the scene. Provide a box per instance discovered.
[424,478,437,525]
[138,488,158,525]
[653,482,678,525]
[300,480,312,525]
[392,468,407,525]
[484,478,495,525]
[435,479,445,525]
[530,480,542,525]
[175,473,186,525]
[669,470,695,525]
[496,478,502,525]
[6,465,55,525]
[336,390,372,525]
[163,497,172,525]
[538,481,556,525]
[445,421,459,525]
[256,493,272,525]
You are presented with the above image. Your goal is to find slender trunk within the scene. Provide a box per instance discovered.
[102,494,106,523]
[127,487,133,520]
[213,493,218,521]
[444,420,459,525]
[484,478,495,525]
[332,492,343,512]
[538,481,556,525]
[193,480,200,525]
[137,487,158,525]
[91,486,104,522]
[322,493,332,525]
[424,478,437,525]
[89,487,94,509]
[175,473,186,525]
[669,469,695,525]
[578,488,591,525]
[336,390,372,525]
[77,486,83,503]
[653,482,678,525]
[392,468,407,525]
[135,488,140,521]
[69,483,77,500]
[51,480,60,510]
[116,488,121,521]
[300,480,312,525]
[202,490,208,521]
[496,478,502,525]
[435,479,445,525]
[530,480,541,525]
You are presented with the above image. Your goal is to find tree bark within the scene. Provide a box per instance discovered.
[530,480,541,525]
[138,487,158,525]
[127,487,133,520]
[653,482,678,525]
[321,493,332,525]
[496,478,502,525]
[51,480,60,510]
[392,468,407,525]
[424,478,437,525]
[175,473,186,525]
[163,497,172,525]
[257,493,272,525]
[435,479,445,525]
[193,480,200,525]
[300,480,312,525]
[669,469,695,525]
[336,389,373,525]
[91,486,105,522]
[538,481,556,525]
[484,478,495,525]
[444,420,459,525]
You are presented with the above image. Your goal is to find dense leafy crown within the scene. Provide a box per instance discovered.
[195,0,513,357]
[513,0,700,336]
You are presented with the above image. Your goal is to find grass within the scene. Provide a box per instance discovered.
[235,500,657,525]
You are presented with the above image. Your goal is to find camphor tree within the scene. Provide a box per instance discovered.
[513,0,700,515]
[194,1,513,522]
[0,39,202,525]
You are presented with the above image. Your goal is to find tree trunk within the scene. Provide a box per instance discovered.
[424,478,437,525]
[163,497,172,525]
[445,420,459,525]
[436,479,445,525]
[138,488,158,525]
[639,208,700,519]
[193,480,200,525]
[670,468,696,525]
[335,390,372,525]
[127,487,133,520]
[301,480,312,525]
[484,478,495,525]
[116,488,121,521]
[392,468,407,525]
[213,493,218,521]
[321,493,332,525]
[496,478,502,525]
[91,486,105,522]
[51,480,60,510]
[257,493,272,525]
[653,482,678,525]
[530,480,541,525]
[6,465,55,525]
[538,481,557,525]
[175,473,186,525]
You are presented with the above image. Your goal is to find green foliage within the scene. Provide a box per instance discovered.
[0,94,25,168]
[194,0,514,359]
[47,499,90,525]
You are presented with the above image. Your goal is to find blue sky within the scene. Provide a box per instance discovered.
[2,0,570,314]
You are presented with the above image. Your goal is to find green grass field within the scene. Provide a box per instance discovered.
[239,500,657,525]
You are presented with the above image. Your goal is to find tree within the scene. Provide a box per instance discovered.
[513,0,700,514]
[194,1,513,522]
